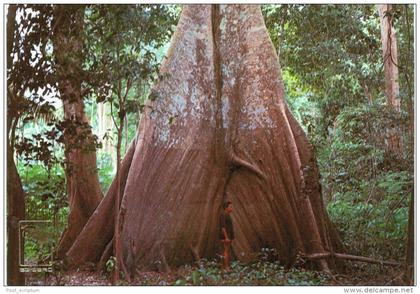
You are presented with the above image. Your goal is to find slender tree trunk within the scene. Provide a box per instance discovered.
[378,4,400,110]
[97,102,115,169]
[112,82,131,282]
[405,7,414,156]
[124,116,129,152]
[112,122,124,283]
[7,4,25,286]
[7,4,20,154]
[52,5,102,259]
[377,4,403,155]
[6,5,16,71]
[112,91,122,284]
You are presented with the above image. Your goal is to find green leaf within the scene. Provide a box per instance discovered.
[192,270,200,285]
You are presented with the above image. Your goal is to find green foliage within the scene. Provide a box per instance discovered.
[271,13,415,259]
[23,223,56,263]
[328,185,410,260]
[8,5,57,102]
[141,252,329,286]
[84,4,179,140]
[18,163,68,220]
[106,256,116,274]
[320,101,412,260]
[172,259,328,286]
[97,153,114,193]
[17,162,68,265]
[263,4,414,143]
[282,69,322,142]
[319,101,411,198]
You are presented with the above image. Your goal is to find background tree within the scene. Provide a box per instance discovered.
[377,4,403,157]
[377,4,400,111]
[263,4,414,272]
[7,6,25,285]
[51,4,103,259]
[7,4,59,285]
[8,4,103,270]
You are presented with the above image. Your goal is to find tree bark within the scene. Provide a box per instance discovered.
[112,114,124,283]
[7,4,19,149]
[66,140,136,264]
[377,4,403,155]
[378,4,400,110]
[64,5,342,276]
[52,5,102,259]
[7,4,26,286]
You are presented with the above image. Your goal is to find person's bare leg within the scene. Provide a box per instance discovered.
[223,241,230,270]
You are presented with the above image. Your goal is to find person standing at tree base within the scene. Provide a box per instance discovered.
[219,200,235,271]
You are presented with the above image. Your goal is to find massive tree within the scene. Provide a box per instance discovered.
[63,5,342,277]
[52,5,103,258]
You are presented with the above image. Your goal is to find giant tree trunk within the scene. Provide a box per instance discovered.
[64,5,342,276]
[52,5,102,259]
[377,4,403,155]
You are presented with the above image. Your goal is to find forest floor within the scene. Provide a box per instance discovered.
[25,261,408,286]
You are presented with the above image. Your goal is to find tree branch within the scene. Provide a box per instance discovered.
[304,252,402,267]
